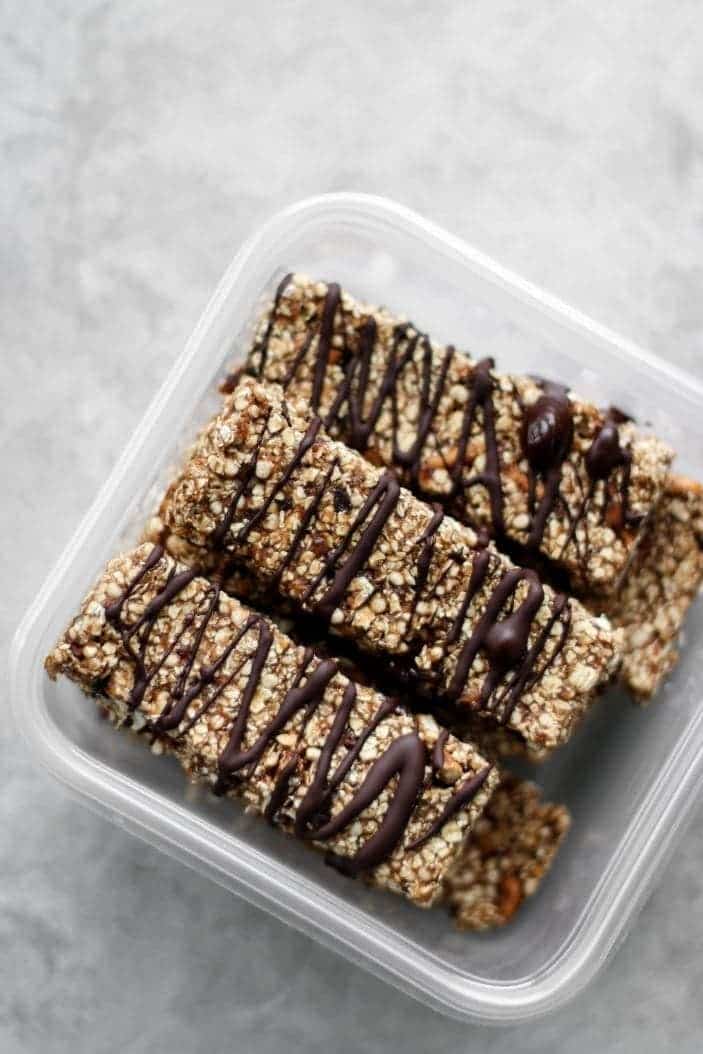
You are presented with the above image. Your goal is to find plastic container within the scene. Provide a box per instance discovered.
[11,193,703,1024]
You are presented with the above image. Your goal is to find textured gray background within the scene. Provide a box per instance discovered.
[3,2,703,1051]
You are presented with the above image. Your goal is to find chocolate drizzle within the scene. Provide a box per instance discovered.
[248,281,641,581]
[406,764,493,851]
[442,560,569,725]
[523,381,573,549]
[301,469,401,619]
[102,547,492,876]
[558,410,639,551]
[587,420,628,482]
[431,728,450,771]
[408,505,445,628]
[403,514,570,722]
[252,272,295,379]
[450,357,504,535]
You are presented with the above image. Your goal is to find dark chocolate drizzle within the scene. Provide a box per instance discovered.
[103,546,492,875]
[431,728,450,771]
[408,504,445,628]
[523,381,573,549]
[564,409,640,547]
[442,558,569,726]
[252,272,295,379]
[248,281,640,579]
[450,357,504,534]
[406,764,493,851]
[301,469,401,619]
[606,405,633,425]
[587,419,628,482]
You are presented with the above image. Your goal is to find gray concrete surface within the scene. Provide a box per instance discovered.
[3,2,703,1051]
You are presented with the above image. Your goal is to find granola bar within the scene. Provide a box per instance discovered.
[241,274,672,595]
[161,376,620,754]
[600,475,703,700]
[45,544,501,907]
[142,515,553,764]
[444,774,571,930]
[142,526,553,771]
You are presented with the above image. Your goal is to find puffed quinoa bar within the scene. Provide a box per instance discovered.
[242,273,672,595]
[142,511,558,770]
[599,475,703,700]
[45,544,500,907]
[443,775,571,930]
[161,376,621,754]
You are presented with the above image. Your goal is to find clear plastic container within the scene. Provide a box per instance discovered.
[10,193,703,1025]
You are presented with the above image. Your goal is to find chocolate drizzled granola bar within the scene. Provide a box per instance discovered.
[160,376,620,754]
[241,274,672,595]
[42,267,703,938]
[45,544,502,907]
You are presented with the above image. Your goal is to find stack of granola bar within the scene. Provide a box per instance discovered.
[46,273,701,930]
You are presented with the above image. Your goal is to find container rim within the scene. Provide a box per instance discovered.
[11,192,703,1024]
